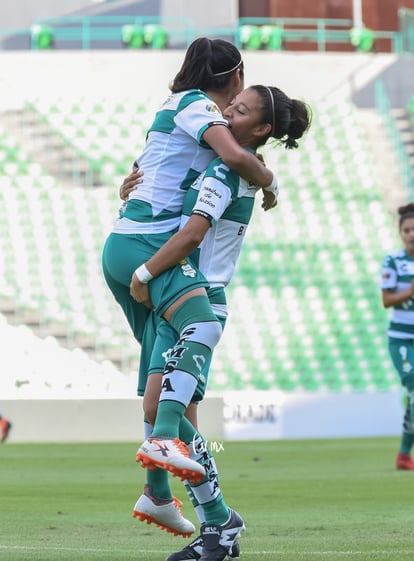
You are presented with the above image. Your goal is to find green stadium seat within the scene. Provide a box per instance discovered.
[238,25,262,50]
[0,96,402,394]
[261,25,283,50]
[144,24,168,49]
[350,26,375,52]
[31,24,54,50]
[122,24,145,49]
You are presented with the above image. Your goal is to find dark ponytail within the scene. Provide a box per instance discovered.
[170,37,243,93]
[250,85,312,149]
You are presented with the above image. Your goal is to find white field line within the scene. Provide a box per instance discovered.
[1,545,414,557]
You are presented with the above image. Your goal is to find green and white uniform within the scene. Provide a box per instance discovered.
[381,250,414,340]
[102,89,228,337]
[183,153,257,291]
[140,152,259,519]
[141,152,258,400]
[102,88,231,437]
[112,90,227,235]
[381,249,414,437]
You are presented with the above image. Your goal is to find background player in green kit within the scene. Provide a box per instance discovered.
[127,85,311,561]
[381,203,414,471]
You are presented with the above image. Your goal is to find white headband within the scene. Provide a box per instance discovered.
[213,59,243,77]
[266,87,275,137]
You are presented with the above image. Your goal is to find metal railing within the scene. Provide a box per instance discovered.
[0,16,410,53]
[237,17,403,53]
[0,15,193,50]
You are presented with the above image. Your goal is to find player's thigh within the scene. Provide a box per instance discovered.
[149,259,208,317]
[104,269,149,344]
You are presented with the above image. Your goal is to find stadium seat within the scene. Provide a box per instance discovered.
[144,24,168,49]
[238,25,262,50]
[261,25,283,50]
[31,24,54,50]
[0,95,402,394]
[122,24,145,49]
[350,26,375,52]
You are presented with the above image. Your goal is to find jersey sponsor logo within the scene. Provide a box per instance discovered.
[401,297,414,310]
[205,103,220,113]
[397,261,414,275]
[179,259,197,278]
[212,162,229,180]
[198,196,215,208]
[203,185,223,199]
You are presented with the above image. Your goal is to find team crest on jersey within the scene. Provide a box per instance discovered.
[205,103,220,113]
[180,259,196,278]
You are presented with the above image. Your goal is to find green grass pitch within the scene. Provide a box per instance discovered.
[0,437,412,561]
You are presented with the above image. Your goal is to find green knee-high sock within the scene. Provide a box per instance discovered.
[400,432,414,455]
[152,297,221,439]
[400,379,414,455]
[143,419,172,500]
[179,416,229,525]
[152,400,187,439]
[146,468,173,501]
[152,336,216,438]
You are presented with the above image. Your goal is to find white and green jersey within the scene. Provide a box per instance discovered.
[381,249,414,338]
[112,89,227,235]
[182,152,258,292]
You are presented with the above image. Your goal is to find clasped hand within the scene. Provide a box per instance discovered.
[261,189,278,211]
[130,274,154,309]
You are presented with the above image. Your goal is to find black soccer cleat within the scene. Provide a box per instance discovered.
[166,531,241,561]
[199,510,245,561]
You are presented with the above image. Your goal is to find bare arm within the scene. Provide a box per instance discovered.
[382,282,414,308]
[203,125,274,188]
[145,215,209,277]
[130,214,210,306]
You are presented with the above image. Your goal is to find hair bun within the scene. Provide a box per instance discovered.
[284,137,299,150]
